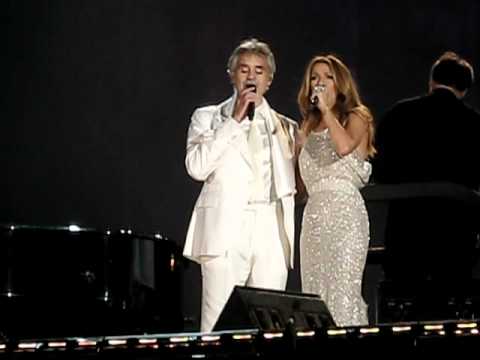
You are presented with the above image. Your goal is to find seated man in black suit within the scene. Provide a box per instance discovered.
[373,51,479,188]
[372,52,480,284]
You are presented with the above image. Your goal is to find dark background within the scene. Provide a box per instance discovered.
[2,0,480,329]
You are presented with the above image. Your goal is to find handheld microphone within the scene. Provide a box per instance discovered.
[246,83,257,120]
[310,84,326,106]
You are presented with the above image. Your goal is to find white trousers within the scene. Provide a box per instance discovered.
[200,202,289,333]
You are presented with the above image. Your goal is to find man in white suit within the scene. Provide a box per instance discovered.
[183,38,298,332]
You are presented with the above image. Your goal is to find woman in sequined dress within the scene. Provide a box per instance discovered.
[296,55,376,327]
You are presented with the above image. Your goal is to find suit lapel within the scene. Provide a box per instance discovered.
[269,110,296,197]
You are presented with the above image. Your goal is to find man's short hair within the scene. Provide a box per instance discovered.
[430,51,474,92]
[227,38,276,79]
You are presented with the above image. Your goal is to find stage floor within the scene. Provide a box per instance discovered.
[1,319,479,357]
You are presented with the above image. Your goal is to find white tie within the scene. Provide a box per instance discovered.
[248,113,270,202]
[248,116,263,155]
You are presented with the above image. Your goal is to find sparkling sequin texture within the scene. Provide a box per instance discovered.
[299,128,372,327]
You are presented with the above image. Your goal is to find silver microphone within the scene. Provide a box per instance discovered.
[310,84,326,105]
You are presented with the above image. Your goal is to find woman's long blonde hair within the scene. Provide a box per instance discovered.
[297,54,376,157]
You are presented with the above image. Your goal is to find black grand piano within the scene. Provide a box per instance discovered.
[0,225,184,338]
[362,182,480,323]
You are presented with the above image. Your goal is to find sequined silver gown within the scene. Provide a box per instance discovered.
[299,128,371,327]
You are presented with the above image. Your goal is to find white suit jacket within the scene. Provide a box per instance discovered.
[183,96,297,267]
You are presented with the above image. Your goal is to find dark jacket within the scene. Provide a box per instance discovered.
[372,88,480,190]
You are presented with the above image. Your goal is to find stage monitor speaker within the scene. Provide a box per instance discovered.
[213,286,335,332]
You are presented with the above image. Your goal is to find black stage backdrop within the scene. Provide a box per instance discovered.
[2,0,480,329]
